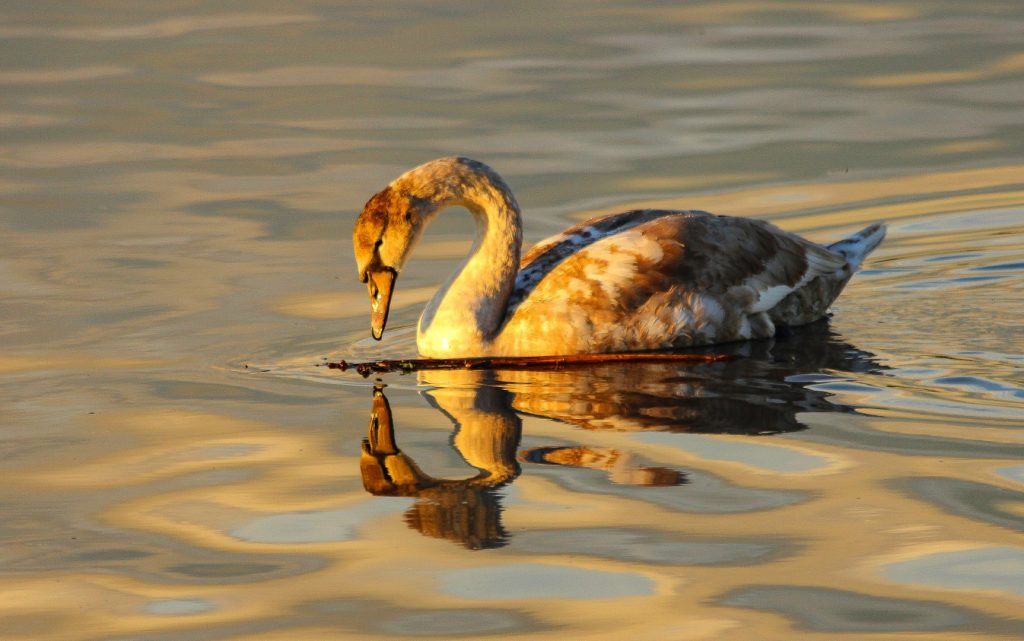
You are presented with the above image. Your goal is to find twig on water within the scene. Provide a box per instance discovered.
[321,352,734,378]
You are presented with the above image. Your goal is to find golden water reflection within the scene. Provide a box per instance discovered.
[3,0,1024,638]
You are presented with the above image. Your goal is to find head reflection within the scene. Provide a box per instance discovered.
[359,321,882,549]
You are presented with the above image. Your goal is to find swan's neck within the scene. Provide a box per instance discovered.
[413,161,522,356]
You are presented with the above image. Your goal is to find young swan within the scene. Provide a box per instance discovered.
[353,156,885,358]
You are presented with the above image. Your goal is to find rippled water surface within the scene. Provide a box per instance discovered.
[2,2,1023,639]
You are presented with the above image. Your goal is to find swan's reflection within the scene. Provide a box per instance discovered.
[360,386,520,549]
[360,322,881,549]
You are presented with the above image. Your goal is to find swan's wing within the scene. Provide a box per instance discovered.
[517,209,847,305]
[512,209,673,307]
[504,210,848,351]
[520,209,670,266]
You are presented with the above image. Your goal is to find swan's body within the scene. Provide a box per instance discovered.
[353,157,885,358]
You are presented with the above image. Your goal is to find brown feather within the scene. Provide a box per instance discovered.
[497,210,852,354]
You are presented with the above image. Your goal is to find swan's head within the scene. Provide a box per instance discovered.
[359,387,407,494]
[353,185,432,340]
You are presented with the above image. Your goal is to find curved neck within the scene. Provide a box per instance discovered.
[411,159,522,356]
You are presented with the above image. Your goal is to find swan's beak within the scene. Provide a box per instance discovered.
[365,269,396,340]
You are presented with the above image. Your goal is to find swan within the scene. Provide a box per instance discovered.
[353,156,885,358]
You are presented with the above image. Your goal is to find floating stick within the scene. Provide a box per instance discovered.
[322,352,734,378]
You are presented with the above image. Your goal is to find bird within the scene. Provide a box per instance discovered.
[353,156,885,358]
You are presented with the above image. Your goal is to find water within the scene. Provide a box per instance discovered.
[2,2,1023,639]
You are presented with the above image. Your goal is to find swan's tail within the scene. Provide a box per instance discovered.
[827,223,886,271]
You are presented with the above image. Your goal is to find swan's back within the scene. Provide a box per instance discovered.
[493,210,880,355]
